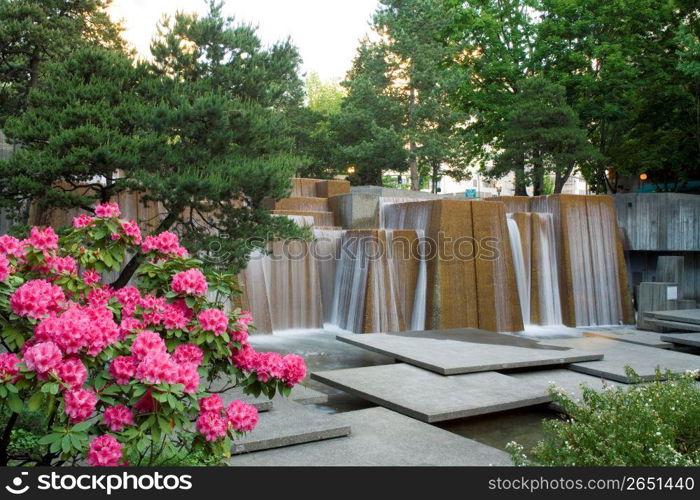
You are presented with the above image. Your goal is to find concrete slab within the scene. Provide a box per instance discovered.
[336,331,603,375]
[231,398,350,454]
[660,333,700,348]
[311,364,550,423]
[509,368,624,403]
[583,329,673,349]
[648,308,700,325]
[229,407,512,466]
[541,337,700,383]
[645,317,700,332]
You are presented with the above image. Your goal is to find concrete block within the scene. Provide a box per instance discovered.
[637,282,677,331]
[541,336,700,382]
[336,330,603,375]
[660,333,700,348]
[229,407,512,466]
[583,329,673,349]
[312,364,550,423]
[231,398,350,454]
[316,180,350,198]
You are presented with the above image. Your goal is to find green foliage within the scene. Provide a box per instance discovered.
[492,76,600,195]
[0,0,125,126]
[508,369,700,466]
[305,73,345,115]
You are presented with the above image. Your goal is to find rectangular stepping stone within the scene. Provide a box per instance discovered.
[661,333,700,348]
[311,364,550,423]
[648,308,700,325]
[229,407,511,466]
[509,369,624,403]
[541,337,700,383]
[222,384,328,411]
[336,332,602,375]
[583,329,673,349]
[231,398,350,454]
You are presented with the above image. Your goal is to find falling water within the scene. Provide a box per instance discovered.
[507,217,531,324]
[532,213,563,325]
[329,231,370,332]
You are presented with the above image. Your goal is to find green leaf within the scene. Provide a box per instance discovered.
[27,391,44,411]
[38,433,62,445]
[72,421,92,432]
[7,392,23,413]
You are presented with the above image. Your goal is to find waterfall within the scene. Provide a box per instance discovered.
[410,229,427,331]
[531,213,563,325]
[507,217,531,324]
[329,231,370,332]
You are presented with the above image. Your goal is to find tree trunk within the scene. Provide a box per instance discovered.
[408,83,419,191]
[0,412,18,466]
[111,211,178,288]
[532,151,544,196]
[514,154,528,196]
[554,162,575,194]
[431,162,440,193]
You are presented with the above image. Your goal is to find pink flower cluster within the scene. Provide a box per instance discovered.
[120,220,142,244]
[10,279,65,319]
[0,235,24,258]
[111,331,200,393]
[47,255,77,275]
[172,344,203,365]
[0,352,20,381]
[195,394,258,441]
[23,341,62,374]
[94,203,121,218]
[87,435,123,467]
[197,308,227,335]
[141,231,188,257]
[64,388,98,423]
[0,254,9,281]
[231,346,306,387]
[83,270,100,286]
[56,357,88,390]
[163,300,192,330]
[102,405,135,432]
[171,269,208,296]
[72,214,94,228]
[35,303,119,357]
[27,227,58,250]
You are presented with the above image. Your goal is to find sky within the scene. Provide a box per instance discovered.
[108,0,379,82]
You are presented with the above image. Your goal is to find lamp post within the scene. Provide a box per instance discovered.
[346,165,356,176]
[640,173,647,190]
[495,184,502,197]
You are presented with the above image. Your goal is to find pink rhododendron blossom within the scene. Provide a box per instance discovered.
[196,411,227,442]
[238,311,253,326]
[173,362,199,393]
[141,231,188,257]
[253,351,285,383]
[197,308,227,335]
[83,270,100,286]
[87,435,123,466]
[230,344,258,372]
[230,323,249,345]
[56,357,88,390]
[26,226,58,250]
[118,317,143,339]
[87,286,112,307]
[133,391,155,413]
[110,233,121,241]
[134,350,177,385]
[35,303,118,356]
[131,330,166,361]
[171,269,207,296]
[163,301,191,330]
[94,203,121,218]
[0,352,20,381]
[172,344,203,366]
[199,394,223,413]
[23,341,62,374]
[225,400,258,432]
[102,405,134,432]
[120,220,142,244]
[0,254,10,281]
[10,279,65,319]
[0,234,24,257]
[72,214,94,228]
[282,354,307,387]
[138,295,166,326]
[109,356,136,384]
[47,255,77,275]
[64,388,97,423]
[114,286,141,316]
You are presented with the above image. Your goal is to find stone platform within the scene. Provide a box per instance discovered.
[583,329,673,349]
[645,309,700,332]
[336,330,603,375]
[231,398,350,454]
[229,407,512,466]
[660,333,700,348]
[221,385,329,411]
[541,337,700,382]
[312,364,550,422]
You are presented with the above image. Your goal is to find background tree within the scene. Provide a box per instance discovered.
[443,0,540,194]
[0,0,125,126]
[492,77,600,195]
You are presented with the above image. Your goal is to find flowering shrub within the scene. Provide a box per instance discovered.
[0,203,306,466]
[507,369,700,466]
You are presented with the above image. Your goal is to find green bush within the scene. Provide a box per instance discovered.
[507,369,700,466]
